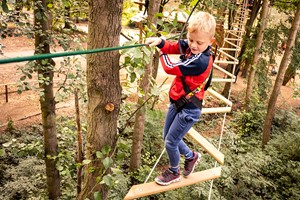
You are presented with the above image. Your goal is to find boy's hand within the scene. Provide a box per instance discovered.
[145,37,162,47]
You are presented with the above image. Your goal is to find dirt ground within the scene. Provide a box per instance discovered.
[0,28,299,132]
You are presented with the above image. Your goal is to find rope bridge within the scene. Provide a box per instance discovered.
[0,1,249,199]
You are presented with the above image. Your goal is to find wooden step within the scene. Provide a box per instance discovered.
[187,128,224,164]
[214,60,239,65]
[206,88,232,107]
[224,39,241,49]
[220,47,240,51]
[212,78,236,83]
[213,63,236,78]
[217,49,239,62]
[124,167,222,200]
[202,107,231,114]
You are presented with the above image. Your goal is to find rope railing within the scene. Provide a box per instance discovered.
[0,44,145,64]
[0,35,180,65]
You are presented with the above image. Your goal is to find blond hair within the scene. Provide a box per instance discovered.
[187,11,216,38]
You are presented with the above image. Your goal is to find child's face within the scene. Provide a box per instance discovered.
[187,30,214,55]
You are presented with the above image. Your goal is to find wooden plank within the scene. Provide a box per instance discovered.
[225,38,242,41]
[201,107,231,114]
[213,63,236,78]
[220,47,240,51]
[214,60,239,65]
[217,49,239,62]
[187,128,224,164]
[212,78,236,83]
[224,39,241,49]
[227,31,241,38]
[206,88,232,106]
[124,167,222,200]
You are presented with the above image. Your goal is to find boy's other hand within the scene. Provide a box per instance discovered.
[145,37,162,47]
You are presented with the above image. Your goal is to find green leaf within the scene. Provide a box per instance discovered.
[2,141,12,147]
[130,72,136,83]
[41,59,48,65]
[47,3,53,8]
[20,76,26,81]
[1,0,10,13]
[35,12,42,20]
[111,167,122,175]
[102,157,113,169]
[93,191,102,200]
[190,0,199,7]
[101,174,113,186]
[82,159,91,165]
[0,149,5,157]
[96,151,103,159]
[101,145,111,155]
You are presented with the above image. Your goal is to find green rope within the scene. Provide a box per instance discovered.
[0,44,145,64]
[0,34,181,65]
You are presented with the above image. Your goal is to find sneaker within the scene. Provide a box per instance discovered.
[155,169,181,186]
[183,152,201,177]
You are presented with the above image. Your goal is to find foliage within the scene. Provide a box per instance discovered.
[262,25,282,64]
[229,102,266,138]
[122,0,140,26]
[1,107,299,200]
[254,58,272,101]
[214,109,300,200]
[0,117,86,199]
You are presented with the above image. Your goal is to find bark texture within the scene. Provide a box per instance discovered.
[245,0,269,108]
[129,0,160,172]
[262,1,300,146]
[34,0,60,199]
[77,0,123,199]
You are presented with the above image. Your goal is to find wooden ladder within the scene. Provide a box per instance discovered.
[124,2,249,199]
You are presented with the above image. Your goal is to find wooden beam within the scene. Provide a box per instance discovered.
[224,39,241,49]
[225,38,242,41]
[124,167,222,200]
[227,31,240,38]
[220,47,239,51]
[214,60,239,65]
[187,128,224,164]
[217,49,239,62]
[201,107,231,114]
[206,88,232,106]
[212,78,236,83]
[213,63,236,78]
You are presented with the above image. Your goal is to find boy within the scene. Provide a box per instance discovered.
[145,11,216,186]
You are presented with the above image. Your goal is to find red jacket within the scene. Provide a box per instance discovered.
[157,39,213,108]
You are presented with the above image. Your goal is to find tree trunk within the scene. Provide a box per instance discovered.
[245,0,269,108]
[77,0,123,199]
[34,0,60,199]
[282,63,296,86]
[129,0,160,172]
[240,0,262,78]
[262,1,300,146]
[75,88,83,194]
[64,4,72,29]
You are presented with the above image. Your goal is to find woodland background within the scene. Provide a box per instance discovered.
[0,0,300,199]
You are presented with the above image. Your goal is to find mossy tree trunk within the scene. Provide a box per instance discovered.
[262,1,300,146]
[77,0,123,199]
[129,0,160,172]
[245,0,269,108]
[239,0,262,78]
[34,0,60,199]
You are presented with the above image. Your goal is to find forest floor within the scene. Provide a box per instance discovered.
[0,24,299,132]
